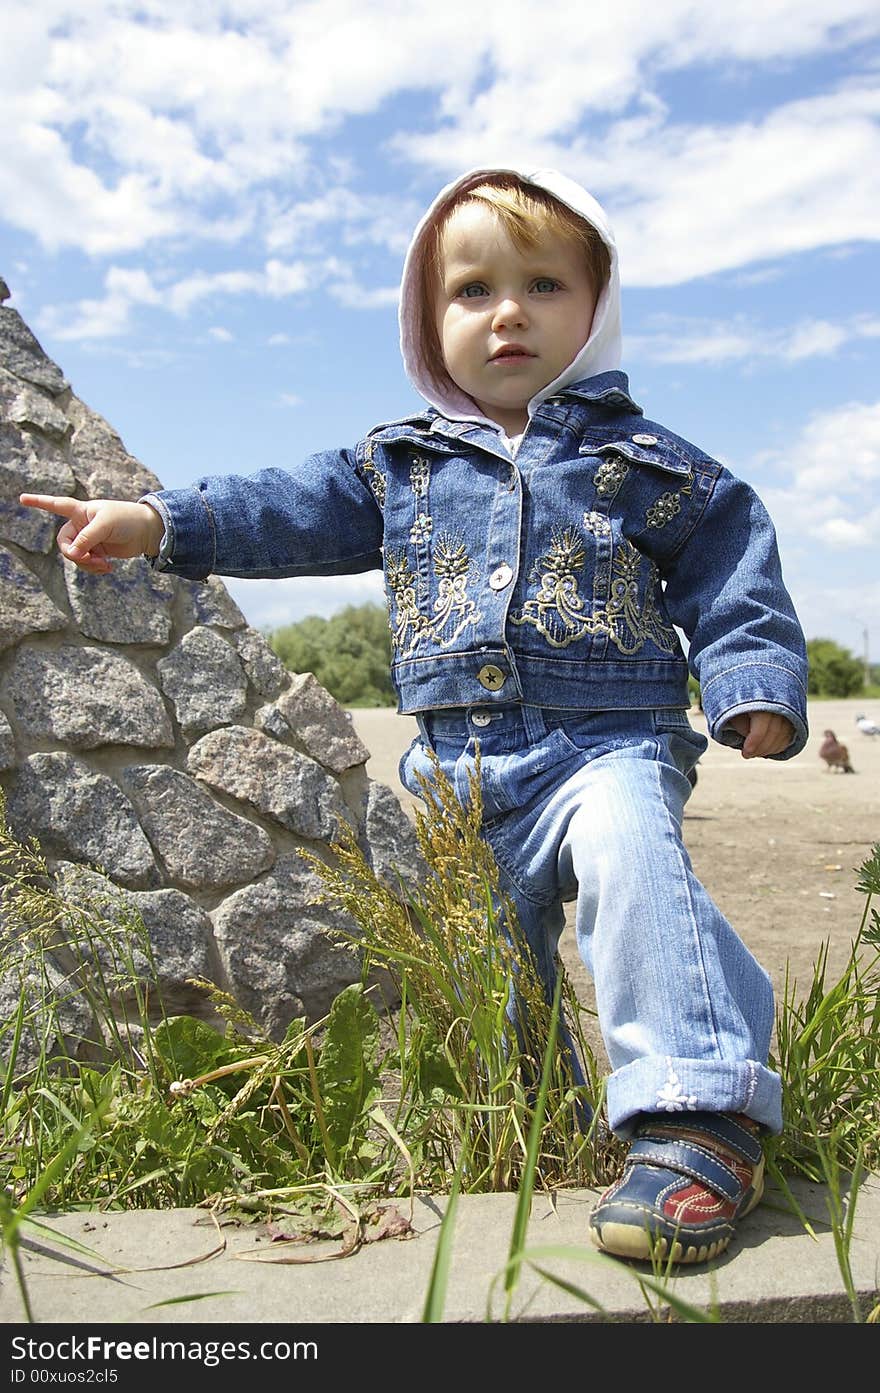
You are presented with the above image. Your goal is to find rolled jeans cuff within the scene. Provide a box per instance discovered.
[605,1055,783,1140]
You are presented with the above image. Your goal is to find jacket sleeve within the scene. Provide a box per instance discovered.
[141,447,383,582]
[661,467,809,759]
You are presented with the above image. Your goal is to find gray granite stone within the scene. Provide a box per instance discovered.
[0,307,68,394]
[212,853,365,1038]
[156,627,248,737]
[67,395,162,499]
[187,725,350,841]
[0,418,76,554]
[51,862,217,1017]
[64,556,174,645]
[6,752,159,887]
[273,671,370,773]
[0,548,68,652]
[178,576,247,630]
[254,702,291,741]
[122,763,275,890]
[0,936,99,1074]
[2,643,174,749]
[8,386,71,444]
[0,431,75,494]
[232,627,287,698]
[360,780,426,889]
[0,709,15,769]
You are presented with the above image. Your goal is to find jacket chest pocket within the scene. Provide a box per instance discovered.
[582,440,706,554]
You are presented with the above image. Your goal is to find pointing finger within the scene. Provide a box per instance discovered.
[19,493,81,518]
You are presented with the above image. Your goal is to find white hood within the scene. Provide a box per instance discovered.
[398,166,622,429]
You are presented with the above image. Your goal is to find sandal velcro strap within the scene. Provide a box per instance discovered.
[636,1110,763,1166]
[626,1136,743,1204]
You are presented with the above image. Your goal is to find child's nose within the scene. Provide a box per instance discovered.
[492,296,528,332]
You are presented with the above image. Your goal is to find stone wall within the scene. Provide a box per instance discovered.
[0,279,422,1064]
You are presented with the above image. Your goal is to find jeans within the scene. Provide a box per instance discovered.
[399,703,782,1140]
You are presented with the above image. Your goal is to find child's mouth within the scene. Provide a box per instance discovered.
[490,346,535,362]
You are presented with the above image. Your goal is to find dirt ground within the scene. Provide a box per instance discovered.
[349,699,880,1064]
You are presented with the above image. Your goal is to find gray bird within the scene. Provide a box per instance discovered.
[819,729,854,773]
[856,713,880,736]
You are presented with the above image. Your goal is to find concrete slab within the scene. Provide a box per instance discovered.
[2,1176,878,1328]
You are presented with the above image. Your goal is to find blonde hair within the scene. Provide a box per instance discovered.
[416,173,611,390]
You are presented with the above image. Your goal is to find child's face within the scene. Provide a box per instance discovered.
[434,200,598,435]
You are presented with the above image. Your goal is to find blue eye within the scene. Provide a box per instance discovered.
[459,283,487,298]
[534,278,558,293]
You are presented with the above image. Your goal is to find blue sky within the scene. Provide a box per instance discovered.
[3,0,879,667]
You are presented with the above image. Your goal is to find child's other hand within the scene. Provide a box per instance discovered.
[725,711,794,759]
[19,494,164,574]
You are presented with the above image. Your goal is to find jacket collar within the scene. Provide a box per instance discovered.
[542,370,641,412]
[367,372,643,455]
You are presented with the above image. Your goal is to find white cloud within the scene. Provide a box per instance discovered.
[40,259,317,340]
[166,270,266,316]
[781,399,880,490]
[38,266,161,339]
[787,576,879,649]
[815,516,874,546]
[327,280,400,311]
[607,86,880,286]
[264,188,417,256]
[629,313,880,365]
[4,0,880,280]
[207,326,233,342]
[754,399,880,552]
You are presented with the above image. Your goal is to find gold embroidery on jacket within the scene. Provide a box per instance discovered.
[583,509,611,536]
[430,534,482,646]
[605,542,677,654]
[385,549,431,657]
[409,512,433,544]
[645,492,682,529]
[645,473,691,529]
[512,524,678,654]
[409,456,430,496]
[362,438,386,509]
[386,537,482,656]
[510,525,607,648]
[594,455,629,496]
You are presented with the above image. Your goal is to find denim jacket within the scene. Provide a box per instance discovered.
[144,371,809,757]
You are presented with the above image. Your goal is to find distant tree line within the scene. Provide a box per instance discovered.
[268,610,877,707]
[806,637,875,698]
[268,603,396,707]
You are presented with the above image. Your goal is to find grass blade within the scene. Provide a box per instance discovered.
[501,972,562,1316]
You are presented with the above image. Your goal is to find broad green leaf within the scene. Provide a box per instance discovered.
[315,985,381,1161]
[152,1015,240,1080]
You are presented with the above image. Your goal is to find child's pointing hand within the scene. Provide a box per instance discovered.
[19,494,164,574]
